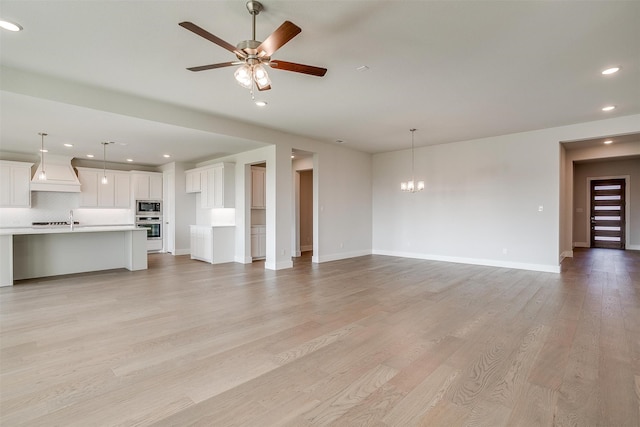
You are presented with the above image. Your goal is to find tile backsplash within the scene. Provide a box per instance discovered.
[0,192,133,227]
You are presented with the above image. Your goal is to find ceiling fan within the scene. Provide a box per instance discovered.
[179,0,327,94]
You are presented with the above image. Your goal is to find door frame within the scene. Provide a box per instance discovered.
[586,174,630,249]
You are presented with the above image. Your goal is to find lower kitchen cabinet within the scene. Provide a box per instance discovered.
[190,225,235,264]
[251,225,266,260]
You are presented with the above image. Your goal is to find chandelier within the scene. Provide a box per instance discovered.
[400,128,424,192]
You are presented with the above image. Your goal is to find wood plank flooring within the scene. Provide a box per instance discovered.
[1,248,639,426]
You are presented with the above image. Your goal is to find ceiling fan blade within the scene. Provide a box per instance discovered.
[269,60,327,77]
[257,84,272,92]
[257,21,301,57]
[186,62,241,72]
[179,21,246,58]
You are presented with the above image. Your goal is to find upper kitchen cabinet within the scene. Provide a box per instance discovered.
[76,167,131,208]
[132,172,163,200]
[0,161,32,208]
[185,169,202,193]
[251,166,266,209]
[200,162,235,209]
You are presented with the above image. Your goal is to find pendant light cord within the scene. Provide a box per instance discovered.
[410,128,416,182]
[41,133,45,172]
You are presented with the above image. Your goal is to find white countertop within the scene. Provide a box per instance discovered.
[0,225,142,236]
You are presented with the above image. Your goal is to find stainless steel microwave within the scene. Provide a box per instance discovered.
[136,200,162,215]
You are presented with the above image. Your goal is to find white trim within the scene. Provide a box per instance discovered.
[573,242,589,248]
[627,244,640,251]
[265,260,293,270]
[235,255,253,264]
[560,250,573,261]
[173,248,190,256]
[372,249,561,273]
[313,249,372,263]
[586,175,630,249]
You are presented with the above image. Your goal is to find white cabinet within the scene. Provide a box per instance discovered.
[77,168,131,208]
[251,225,266,259]
[200,163,235,209]
[190,225,235,264]
[251,166,266,209]
[0,161,32,208]
[132,172,162,200]
[185,169,202,193]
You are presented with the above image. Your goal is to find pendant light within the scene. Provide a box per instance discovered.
[38,132,48,180]
[101,141,113,184]
[400,128,424,192]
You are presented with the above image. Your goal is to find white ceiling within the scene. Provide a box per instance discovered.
[1,0,639,166]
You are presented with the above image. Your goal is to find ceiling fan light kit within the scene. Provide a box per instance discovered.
[180,0,327,101]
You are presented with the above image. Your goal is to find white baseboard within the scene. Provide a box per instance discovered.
[627,244,640,251]
[313,249,372,264]
[372,249,561,274]
[173,248,190,256]
[235,255,253,264]
[573,242,589,248]
[265,259,293,270]
[560,250,573,262]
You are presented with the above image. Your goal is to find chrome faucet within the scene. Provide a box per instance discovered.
[69,209,74,230]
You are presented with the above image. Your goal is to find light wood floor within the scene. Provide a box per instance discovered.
[1,249,639,426]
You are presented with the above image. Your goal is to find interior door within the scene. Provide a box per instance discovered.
[590,178,625,249]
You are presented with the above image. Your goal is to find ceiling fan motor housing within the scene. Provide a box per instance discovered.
[236,40,262,59]
[246,1,264,15]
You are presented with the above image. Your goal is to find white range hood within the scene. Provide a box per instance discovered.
[31,155,81,192]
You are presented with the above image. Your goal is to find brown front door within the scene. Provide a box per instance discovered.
[590,178,625,249]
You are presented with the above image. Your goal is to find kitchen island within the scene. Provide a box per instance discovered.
[0,226,147,286]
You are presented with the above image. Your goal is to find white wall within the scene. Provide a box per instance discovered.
[373,114,640,273]
[195,139,372,269]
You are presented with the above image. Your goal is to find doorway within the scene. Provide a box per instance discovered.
[590,178,625,249]
[292,149,315,261]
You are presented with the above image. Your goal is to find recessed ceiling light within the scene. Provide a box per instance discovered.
[291,155,295,159]
[356,65,370,72]
[126,158,134,162]
[0,20,23,32]
[255,100,267,107]
[163,154,171,158]
[602,67,620,75]
[603,140,613,144]
[63,143,73,147]
[602,105,616,111]
[86,154,95,158]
